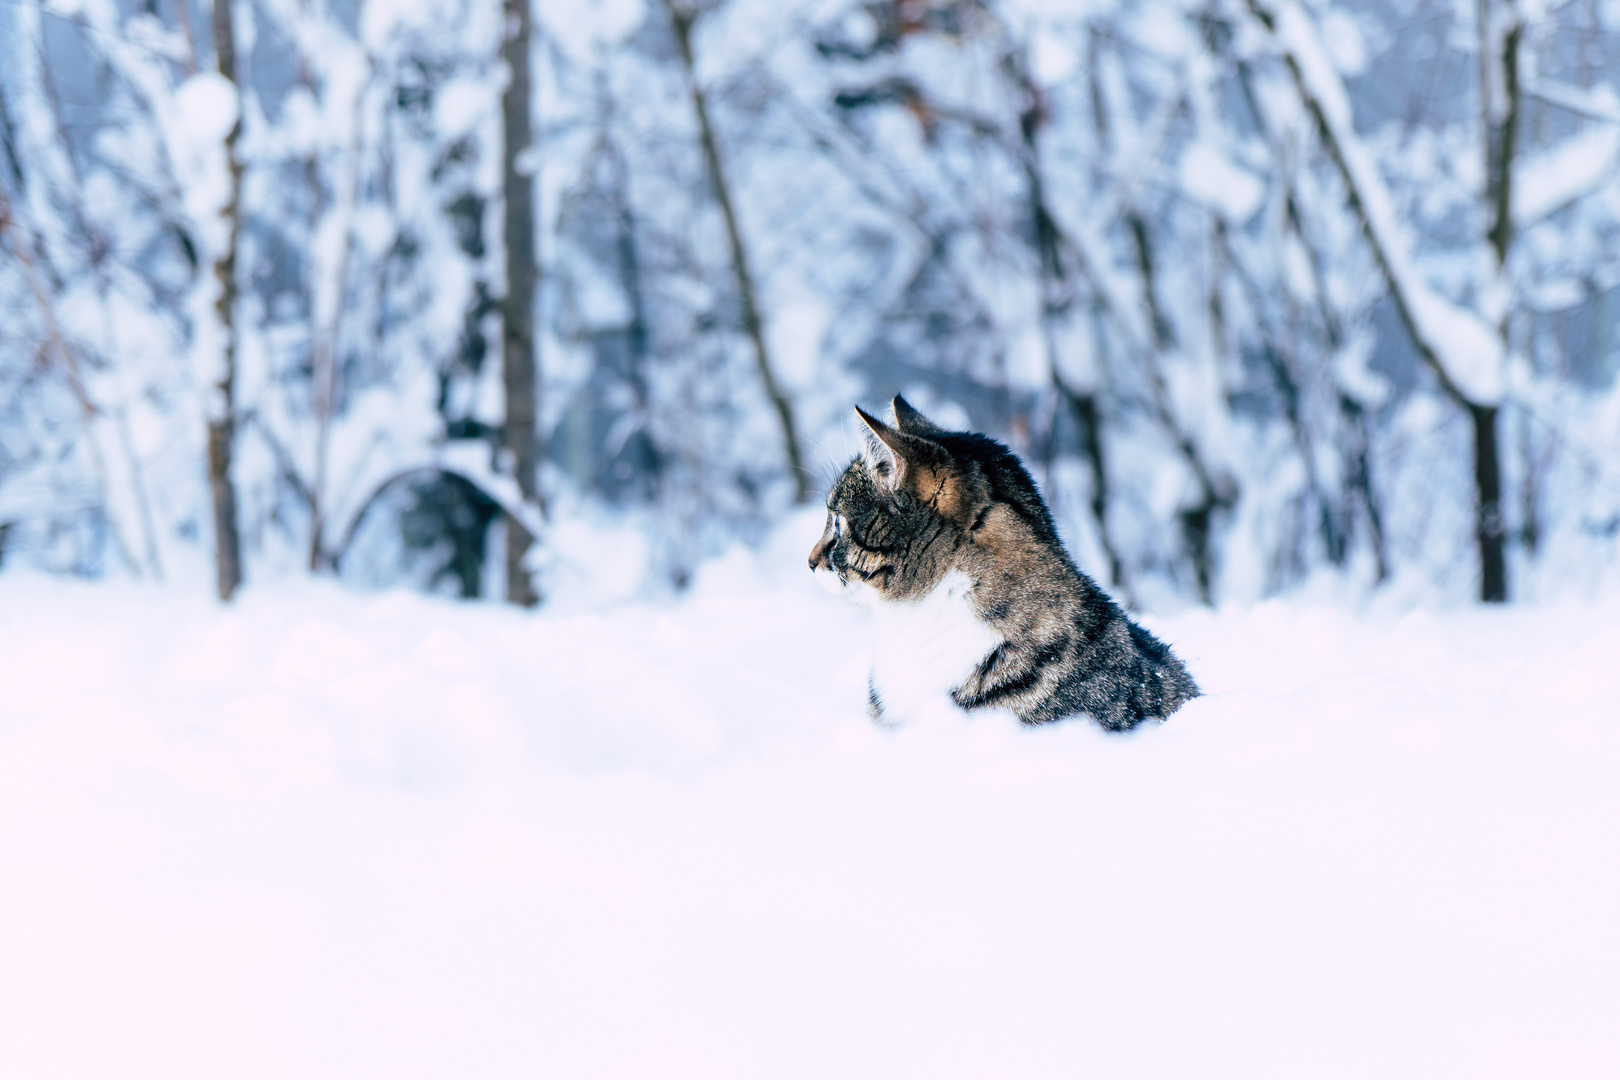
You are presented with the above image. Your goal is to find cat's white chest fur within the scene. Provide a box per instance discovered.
[858,570,1003,723]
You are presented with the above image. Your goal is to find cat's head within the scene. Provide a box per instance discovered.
[808,396,995,600]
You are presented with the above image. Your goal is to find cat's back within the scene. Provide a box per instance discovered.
[948,451,1200,729]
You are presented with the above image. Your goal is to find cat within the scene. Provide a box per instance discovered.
[809,395,1199,730]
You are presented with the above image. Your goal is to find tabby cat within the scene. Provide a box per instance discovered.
[809,396,1199,730]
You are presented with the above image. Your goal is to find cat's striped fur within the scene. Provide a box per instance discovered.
[809,396,1198,730]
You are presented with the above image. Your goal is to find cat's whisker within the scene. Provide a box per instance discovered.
[803,433,845,492]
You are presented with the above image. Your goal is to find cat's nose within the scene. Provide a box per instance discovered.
[809,536,831,571]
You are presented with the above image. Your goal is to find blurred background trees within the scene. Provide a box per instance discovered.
[3,0,1619,607]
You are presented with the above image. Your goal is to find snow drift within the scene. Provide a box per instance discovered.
[1,514,1617,1078]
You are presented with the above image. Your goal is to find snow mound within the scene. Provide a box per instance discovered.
[1,543,1617,1077]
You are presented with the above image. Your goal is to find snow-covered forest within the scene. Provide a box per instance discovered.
[5,3,1620,1074]
[4,0,1620,605]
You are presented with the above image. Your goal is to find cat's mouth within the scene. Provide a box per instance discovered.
[810,553,851,587]
[810,563,852,598]
[810,552,851,587]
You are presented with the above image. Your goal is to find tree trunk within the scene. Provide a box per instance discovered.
[209,0,244,601]
[1067,389,1123,589]
[1338,394,1389,583]
[1471,402,1507,602]
[0,82,25,193]
[500,0,541,606]
[1127,208,1227,602]
[1476,9,1520,603]
[1482,14,1522,269]
[664,0,809,503]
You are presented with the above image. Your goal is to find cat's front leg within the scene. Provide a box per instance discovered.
[950,643,1017,711]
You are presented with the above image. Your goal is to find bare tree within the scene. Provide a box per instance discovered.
[501,0,543,605]
[662,0,810,504]
[1475,0,1523,602]
[209,0,245,601]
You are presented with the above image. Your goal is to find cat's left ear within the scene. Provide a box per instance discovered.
[855,405,942,493]
[891,395,947,437]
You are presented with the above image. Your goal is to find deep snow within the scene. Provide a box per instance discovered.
[2,514,1618,1078]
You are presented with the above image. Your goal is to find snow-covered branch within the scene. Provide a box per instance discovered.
[1248,0,1505,406]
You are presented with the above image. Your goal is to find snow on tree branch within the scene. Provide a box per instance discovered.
[1249,0,1505,406]
[1514,126,1620,226]
[1524,78,1620,127]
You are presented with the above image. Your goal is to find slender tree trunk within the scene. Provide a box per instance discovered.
[1471,402,1506,600]
[501,0,541,606]
[0,82,25,193]
[1126,213,1176,351]
[607,138,659,485]
[1482,12,1521,268]
[307,90,366,573]
[1127,208,1229,602]
[1476,5,1520,603]
[208,0,244,601]
[1465,404,1507,601]
[1339,394,1390,583]
[1067,388,1123,589]
[173,0,199,75]
[664,0,809,503]
[101,291,166,579]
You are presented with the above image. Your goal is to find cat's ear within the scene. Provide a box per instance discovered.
[857,404,983,520]
[855,405,919,489]
[856,404,945,494]
[891,395,947,438]
[855,405,901,485]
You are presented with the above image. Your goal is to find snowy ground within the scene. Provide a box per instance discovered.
[2,516,1618,1079]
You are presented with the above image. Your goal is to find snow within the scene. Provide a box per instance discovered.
[1514,126,1620,227]
[1526,77,1620,127]
[767,300,834,392]
[1319,8,1368,76]
[2,512,1618,1078]
[541,0,646,62]
[174,73,242,148]
[170,71,240,240]
[1030,31,1080,87]
[1179,141,1265,222]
